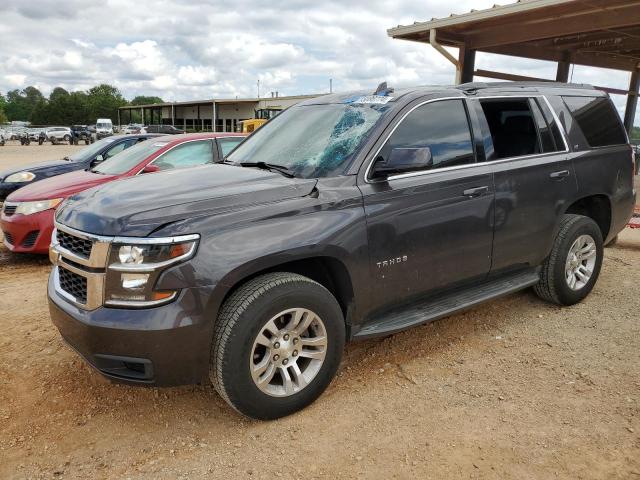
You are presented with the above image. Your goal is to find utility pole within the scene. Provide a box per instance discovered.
[330,78,333,93]
[257,80,260,98]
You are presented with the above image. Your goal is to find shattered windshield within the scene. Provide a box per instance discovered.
[226,102,392,178]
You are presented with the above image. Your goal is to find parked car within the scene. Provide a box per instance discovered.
[96,118,113,139]
[0,130,5,146]
[1,133,245,254]
[123,124,146,135]
[145,124,185,135]
[46,82,635,420]
[0,134,159,203]
[46,127,72,144]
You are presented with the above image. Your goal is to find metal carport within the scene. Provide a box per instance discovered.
[388,0,640,133]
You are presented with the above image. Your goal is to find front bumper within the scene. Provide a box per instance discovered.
[48,273,215,386]
[0,208,55,254]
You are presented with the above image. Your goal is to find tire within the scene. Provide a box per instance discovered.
[63,134,70,142]
[211,272,345,420]
[534,214,603,306]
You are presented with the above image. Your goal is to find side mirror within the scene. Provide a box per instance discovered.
[91,154,105,167]
[141,164,160,174]
[371,147,433,179]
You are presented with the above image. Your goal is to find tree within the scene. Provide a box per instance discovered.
[130,95,164,106]
[49,87,69,102]
[4,86,45,122]
[0,107,7,124]
[631,126,640,142]
[86,84,127,123]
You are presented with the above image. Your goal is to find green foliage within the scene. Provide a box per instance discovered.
[631,126,640,142]
[0,107,7,124]
[2,84,132,125]
[130,96,164,106]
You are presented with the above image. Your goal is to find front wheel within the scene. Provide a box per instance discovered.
[211,272,345,420]
[534,214,603,306]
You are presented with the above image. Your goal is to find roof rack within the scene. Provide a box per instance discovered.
[457,81,596,93]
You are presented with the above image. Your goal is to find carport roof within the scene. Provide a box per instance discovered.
[388,0,640,72]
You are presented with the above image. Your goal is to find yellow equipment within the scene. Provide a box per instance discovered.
[240,108,282,133]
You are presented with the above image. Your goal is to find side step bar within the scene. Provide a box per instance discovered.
[353,269,540,339]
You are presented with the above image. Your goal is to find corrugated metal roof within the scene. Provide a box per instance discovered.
[388,0,574,37]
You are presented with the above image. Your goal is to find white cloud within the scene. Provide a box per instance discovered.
[0,0,637,124]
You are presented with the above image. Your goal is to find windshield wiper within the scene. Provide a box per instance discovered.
[239,161,296,178]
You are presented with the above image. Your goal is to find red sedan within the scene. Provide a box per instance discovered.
[1,132,246,254]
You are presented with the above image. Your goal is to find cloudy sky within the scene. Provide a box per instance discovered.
[1,0,637,122]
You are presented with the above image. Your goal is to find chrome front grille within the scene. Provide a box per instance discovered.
[50,222,113,311]
[58,266,88,304]
[57,229,92,258]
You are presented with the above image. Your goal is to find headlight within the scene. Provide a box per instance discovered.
[14,198,64,216]
[5,171,36,183]
[105,235,199,307]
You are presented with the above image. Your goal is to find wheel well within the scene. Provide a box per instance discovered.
[565,195,611,239]
[221,257,355,322]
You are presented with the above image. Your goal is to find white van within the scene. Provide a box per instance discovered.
[96,118,113,139]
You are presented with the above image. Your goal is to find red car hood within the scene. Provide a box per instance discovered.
[7,170,117,202]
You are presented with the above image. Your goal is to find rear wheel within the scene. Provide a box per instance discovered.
[63,134,70,142]
[534,214,603,306]
[210,272,345,420]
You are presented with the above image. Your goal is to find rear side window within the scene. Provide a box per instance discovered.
[153,140,214,171]
[562,96,626,147]
[377,99,475,172]
[479,99,541,159]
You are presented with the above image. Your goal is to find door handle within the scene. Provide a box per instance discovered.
[550,170,570,179]
[462,186,489,198]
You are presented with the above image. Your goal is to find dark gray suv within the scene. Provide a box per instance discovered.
[48,82,636,419]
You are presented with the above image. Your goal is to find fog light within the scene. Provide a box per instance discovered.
[119,245,145,264]
[121,273,149,290]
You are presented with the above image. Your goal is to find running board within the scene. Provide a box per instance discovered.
[353,269,540,339]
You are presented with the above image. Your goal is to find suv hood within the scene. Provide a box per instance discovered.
[7,170,115,202]
[56,164,318,236]
[0,159,79,180]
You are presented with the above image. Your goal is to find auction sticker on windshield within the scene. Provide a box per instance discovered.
[350,95,393,105]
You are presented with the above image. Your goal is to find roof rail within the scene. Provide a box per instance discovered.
[457,81,596,93]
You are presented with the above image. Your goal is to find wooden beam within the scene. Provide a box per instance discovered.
[483,44,639,71]
[460,48,476,83]
[624,69,640,132]
[556,52,571,82]
[474,69,554,82]
[467,2,640,49]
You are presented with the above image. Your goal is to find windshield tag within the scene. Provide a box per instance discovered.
[350,95,393,105]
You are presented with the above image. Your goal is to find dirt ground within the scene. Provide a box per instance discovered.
[0,142,639,479]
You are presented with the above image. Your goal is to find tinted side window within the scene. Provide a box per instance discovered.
[562,96,626,147]
[378,99,474,172]
[529,99,557,153]
[479,99,541,159]
[104,141,128,159]
[153,140,214,171]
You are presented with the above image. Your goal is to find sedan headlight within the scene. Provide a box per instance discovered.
[5,171,36,183]
[14,198,64,216]
[105,235,199,307]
